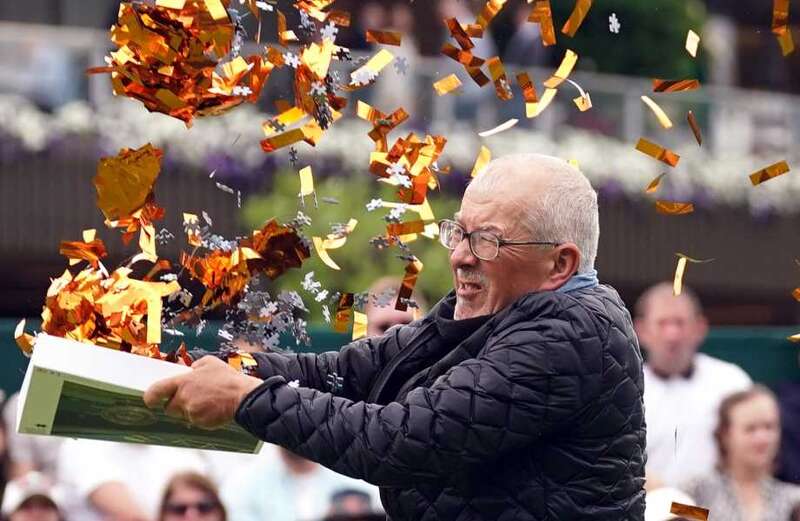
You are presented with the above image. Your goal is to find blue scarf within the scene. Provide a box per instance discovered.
[556,269,599,293]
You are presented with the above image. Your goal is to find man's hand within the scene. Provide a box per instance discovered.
[143,356,264,429]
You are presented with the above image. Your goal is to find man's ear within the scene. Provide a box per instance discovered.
[545,243,581,290]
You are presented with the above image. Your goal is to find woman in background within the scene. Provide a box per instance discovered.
[159,472,226,521]
[682,385,800,521]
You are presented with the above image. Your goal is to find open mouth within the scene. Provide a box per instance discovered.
[457,281,483,296]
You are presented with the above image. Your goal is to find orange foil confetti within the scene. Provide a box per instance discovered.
[772,0,795,56]
[527,0,556,46]
[672,253,714,296]
[543,49,578,89]
[635,138,681,167]
[395,257,424,312]
[365,29,402,46]
[749,160,791,186]
[656,201,695,215]
[332,293,355,333]
[687,111,703,146]
[471,146,492,178]
[561,0,593,37]
[516,72,538,103]
[645,173,667,194]
[94,144,163,222]
[653,79,701,93]
[670,502,709,521]
[90,1,272,125]
[486,56,513,101]
[433,74,463,96]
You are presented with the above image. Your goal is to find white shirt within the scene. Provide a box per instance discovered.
[222,445,382,521]
[644,353,752,487]
[57,439,208,521]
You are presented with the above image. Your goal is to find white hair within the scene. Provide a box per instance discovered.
[469,153,599,273]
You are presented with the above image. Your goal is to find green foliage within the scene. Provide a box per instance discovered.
[550,0,708,79]
[241,169,461,320]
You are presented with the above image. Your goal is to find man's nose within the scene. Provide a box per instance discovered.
[450,236,478,268]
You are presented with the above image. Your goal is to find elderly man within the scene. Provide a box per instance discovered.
[145,154,646,520]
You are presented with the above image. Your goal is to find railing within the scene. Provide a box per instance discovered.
[0,21,798,158]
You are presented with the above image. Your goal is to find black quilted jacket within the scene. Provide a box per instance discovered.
[235,285,646,520]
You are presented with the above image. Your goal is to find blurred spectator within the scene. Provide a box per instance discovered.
[2,393,63,480]
[0,416,9,508]
[372,3,420,116]
[682,386,800,521]
[777,382,800,484]
[222,445,380,521]
[159,472,226,521]
[643,487,694,521]
[1,471,65,521]
[57,439,207,521]
[364,277,427,338]
[635,282,751,488]
[502,4,549,67]
[321,489,385,521]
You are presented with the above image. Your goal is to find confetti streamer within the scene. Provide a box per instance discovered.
[749,160,791,186]
[672,253,713,297]
[365,29,402,46]
[478,119,519,137]
[635,138,681,167]
[475,0,509,34]
[645,173,667,194]
[527,0,556,46]
[687,111,703,146]
[670,502,709,521]
[686,30,701,57]
[543,49,578,88]
[471,146,492,178]
[526,88,557,118]
[641,96,673,129]
[433,74,463,96]
[566,79,591,111]
[561,0,593,37]
[656,201,694,215]
[653,79,701,93]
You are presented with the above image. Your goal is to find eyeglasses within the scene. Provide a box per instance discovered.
[438,219,560,261]
[164,501,220,516]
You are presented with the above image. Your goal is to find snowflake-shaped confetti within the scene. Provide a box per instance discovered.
[609,13,621,34]
[350,68,376,86]
[155,228,175,245]
[369,236,391,249]
[288,146,299,166]
[284,52,301,68]
[310,81,326,97]
[393,173,412,188]
[288,379,300,388]
[254,1,273,12]
[266,118,287,132]
[386,162,405,177]
[322,305,331,323]
[320,22,339,42]
[366,198,384,212]
[394,56,409,75]
[315,289,330,302]
[354,292,369,309]
[301,271,322,293]
[232,85,253,96]
[334,47,352,61]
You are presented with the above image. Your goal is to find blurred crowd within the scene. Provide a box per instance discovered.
[4,277,800,521]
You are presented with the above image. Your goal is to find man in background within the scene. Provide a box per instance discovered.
[364,277,427,338]
[635,282,751,488]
